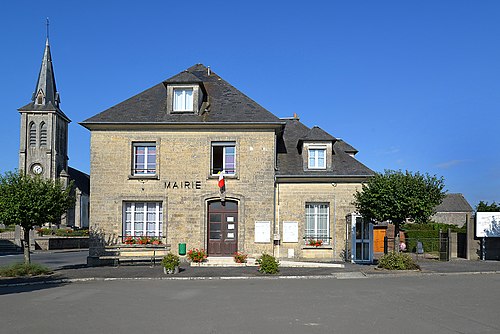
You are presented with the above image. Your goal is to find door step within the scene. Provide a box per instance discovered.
[190,257,257,267]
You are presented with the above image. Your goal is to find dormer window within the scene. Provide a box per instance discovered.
[173,88,193,111]
[308,147,326,169]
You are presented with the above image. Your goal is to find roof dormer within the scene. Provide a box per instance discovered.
[297,126,337,171]
[163,70,207,115]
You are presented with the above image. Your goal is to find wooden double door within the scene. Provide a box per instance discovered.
[207,200,238,256]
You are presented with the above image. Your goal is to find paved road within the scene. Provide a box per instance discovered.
[0,250,88,269]
[1,274,499,334]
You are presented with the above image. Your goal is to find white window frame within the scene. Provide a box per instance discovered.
[305,203,330,245]
[308,147,326,169]
[123,202,163,237]
[173,88,194,112]
[133,143,156,176]
[211,141,236,176]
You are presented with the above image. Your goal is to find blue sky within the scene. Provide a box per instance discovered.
[1,1,498,207]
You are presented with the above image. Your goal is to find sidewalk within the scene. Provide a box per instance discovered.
[1,258,499,286]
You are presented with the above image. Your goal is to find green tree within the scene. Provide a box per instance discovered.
[0,171,74,264]
[353,170,446,236]
[476,201,500,212]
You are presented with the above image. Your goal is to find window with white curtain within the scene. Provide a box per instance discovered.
[173,88,193,111]
[133,143,156,175]
[305,203,329,244]
[308,148,326,169]
[123,202,163,237]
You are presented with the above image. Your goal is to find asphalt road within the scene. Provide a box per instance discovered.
[0,250,88,269]
[1,274,499,333]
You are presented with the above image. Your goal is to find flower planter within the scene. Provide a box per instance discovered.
[163,266,179,274]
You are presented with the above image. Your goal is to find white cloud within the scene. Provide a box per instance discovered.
[436,160,465,169]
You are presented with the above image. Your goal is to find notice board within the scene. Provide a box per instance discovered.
[255,221,271,243]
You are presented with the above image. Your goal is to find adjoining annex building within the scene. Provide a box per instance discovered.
[81,64,374,263]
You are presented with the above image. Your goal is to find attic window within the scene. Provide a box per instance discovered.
[308,147,326,169]
[173,88,193,111]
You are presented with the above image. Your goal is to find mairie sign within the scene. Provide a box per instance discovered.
[165,180,202,190]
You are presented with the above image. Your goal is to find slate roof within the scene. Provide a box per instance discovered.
[68,167,90,195]
[277,119,374,177]
[434,193,472,213]
[334,139,358,154]
[18,38,70,122]
[81,64,283,126]
[81,63,373,179]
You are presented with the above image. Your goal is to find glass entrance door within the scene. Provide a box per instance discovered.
[350,215,373,263]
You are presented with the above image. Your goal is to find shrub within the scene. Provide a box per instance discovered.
[378,252,420,270]
[233,252,248,263]
[187,248,207,263]
[162,253,180,271]
[256,253,280,274]
[0,262,51,277]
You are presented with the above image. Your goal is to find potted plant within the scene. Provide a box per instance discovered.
[233,252,248,264]
[308,239,323,247]
[187,248,207,263]
[162,253,180,274]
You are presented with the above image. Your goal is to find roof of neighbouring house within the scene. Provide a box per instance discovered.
[68,167,90,195]
[277,119,373,177]
[435,193,473,212]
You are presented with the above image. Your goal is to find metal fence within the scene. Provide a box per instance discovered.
[385,233,449,261]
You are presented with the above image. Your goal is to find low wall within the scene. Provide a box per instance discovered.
[35,237,89,250]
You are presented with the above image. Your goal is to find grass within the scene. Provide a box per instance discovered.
[0,262,52,277]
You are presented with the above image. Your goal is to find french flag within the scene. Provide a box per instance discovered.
[218,172,225,193]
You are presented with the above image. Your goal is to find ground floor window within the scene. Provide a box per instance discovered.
[123,202,163,237]
[305,203,329,245]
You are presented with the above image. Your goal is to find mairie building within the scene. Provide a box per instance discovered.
[81,64,374,262]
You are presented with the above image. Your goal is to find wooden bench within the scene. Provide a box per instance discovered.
[101,244,171,266]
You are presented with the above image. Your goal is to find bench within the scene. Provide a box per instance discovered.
[101,244,171,266]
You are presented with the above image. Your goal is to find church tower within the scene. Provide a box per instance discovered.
[18,37,70,181]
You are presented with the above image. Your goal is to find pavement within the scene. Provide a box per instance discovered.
[1,251,499,287]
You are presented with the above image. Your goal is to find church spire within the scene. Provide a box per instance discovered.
[32,35,60,108]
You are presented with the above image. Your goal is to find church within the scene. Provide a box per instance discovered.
[18,38,89,228]
[81,63,374,262]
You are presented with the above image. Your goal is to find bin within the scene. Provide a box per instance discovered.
[178,243,186,255]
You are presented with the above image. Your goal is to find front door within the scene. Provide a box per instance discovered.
[350,215,373,263]
[208,200,238,256]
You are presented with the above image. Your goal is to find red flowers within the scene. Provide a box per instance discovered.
[123,236,162,245]
[187,248,207,262]
[308,239,323,247]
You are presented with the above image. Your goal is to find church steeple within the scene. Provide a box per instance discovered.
[32,38,60,108]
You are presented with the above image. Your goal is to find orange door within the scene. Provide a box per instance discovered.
[373,228,386,253]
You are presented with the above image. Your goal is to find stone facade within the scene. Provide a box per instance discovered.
[89,128,277,257]
[276,182,363,261]
[83,64,374,263]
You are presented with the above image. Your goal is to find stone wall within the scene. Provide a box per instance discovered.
[89,128,277,258]
[275,182,362,261]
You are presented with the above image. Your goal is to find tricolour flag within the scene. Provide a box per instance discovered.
[218,172,225,190]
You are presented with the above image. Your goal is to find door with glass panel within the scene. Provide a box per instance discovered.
[207,200,238,256]
[351,215,373,263]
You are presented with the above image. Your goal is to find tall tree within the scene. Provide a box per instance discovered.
[353,170,446,235]
[0,171,74,264]
[476,201,500,212]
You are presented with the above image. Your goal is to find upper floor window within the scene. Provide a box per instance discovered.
[211,142,236,175]
[133,143,156,176]
[29,122,36,147]
[40,122,47,147]
[173,88,193,112]
[308,148,326,169]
